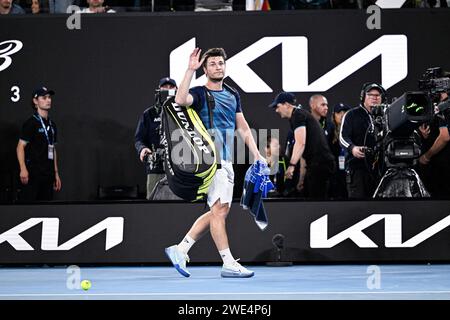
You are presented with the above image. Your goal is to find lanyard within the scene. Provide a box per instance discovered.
[34,114,54,145]
[320,117,325,129]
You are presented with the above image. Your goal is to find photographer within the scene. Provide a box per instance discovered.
[419,90,450,198]
[339,82,386,198]
[134,77,177,200]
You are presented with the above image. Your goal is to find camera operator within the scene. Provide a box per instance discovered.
[134,77,177,200]
[419,90,450,198]
[339,82,386,198]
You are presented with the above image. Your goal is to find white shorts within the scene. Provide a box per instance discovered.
[207,161,234,208]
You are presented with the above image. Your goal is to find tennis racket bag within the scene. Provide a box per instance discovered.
[161,96,218,201]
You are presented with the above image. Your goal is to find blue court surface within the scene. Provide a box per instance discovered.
[1,264,450,300]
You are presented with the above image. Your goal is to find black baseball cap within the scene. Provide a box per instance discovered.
[268,92,297,109]
[32,86,55,98]
[333,103,352,113]
[158,77,177,88]
[364,83,384,93]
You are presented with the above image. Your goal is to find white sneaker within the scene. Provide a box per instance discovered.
[165,245,190,277]
[221,260,254,278]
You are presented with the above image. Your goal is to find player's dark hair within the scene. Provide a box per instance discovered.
[201,48,227,69]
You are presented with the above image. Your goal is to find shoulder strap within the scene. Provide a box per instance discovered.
[203,86,222,170]
[204,86,215,129]
[223,82,237,94]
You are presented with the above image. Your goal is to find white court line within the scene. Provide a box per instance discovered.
[1,291,450,297]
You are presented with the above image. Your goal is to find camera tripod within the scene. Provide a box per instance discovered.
[373,166,430,198]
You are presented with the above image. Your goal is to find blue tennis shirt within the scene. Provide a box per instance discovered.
[189,85,242,161]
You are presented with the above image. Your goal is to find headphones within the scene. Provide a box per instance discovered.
[360,82,386,104]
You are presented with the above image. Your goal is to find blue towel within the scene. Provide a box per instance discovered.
[240,160,274,230]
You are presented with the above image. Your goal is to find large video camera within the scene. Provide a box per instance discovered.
[155,89,176,109]
[369,67,450,197]
[370,92,433,169]
[149,88,177,119]
[418,66,450,131]
[370,90,433,198]
[418,67,450,102]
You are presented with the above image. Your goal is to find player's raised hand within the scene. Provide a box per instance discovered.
[188,48,205,71]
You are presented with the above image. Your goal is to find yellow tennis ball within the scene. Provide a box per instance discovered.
[80,280,91,291]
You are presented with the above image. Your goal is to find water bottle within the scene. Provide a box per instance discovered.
[338,147,346,171]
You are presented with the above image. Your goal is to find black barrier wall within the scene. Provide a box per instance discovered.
[1,10,450,201]
[1,200,450,264]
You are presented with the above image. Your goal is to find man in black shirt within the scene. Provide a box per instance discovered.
[339,82,385,198]
[419,91,450,198]
[16,86,61,201]
[309,94,335,147]
[269,92,335,199]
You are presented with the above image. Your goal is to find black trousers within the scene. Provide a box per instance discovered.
[346,167,377,199]
[19,174,54,202]
[329,169,348,199]
[428,159,450,199]
[305,160,336,199]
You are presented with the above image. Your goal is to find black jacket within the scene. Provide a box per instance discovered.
[134,105,164,174]
[339,105,376,169]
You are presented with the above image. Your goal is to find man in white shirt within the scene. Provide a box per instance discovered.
[80,0,115,13]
